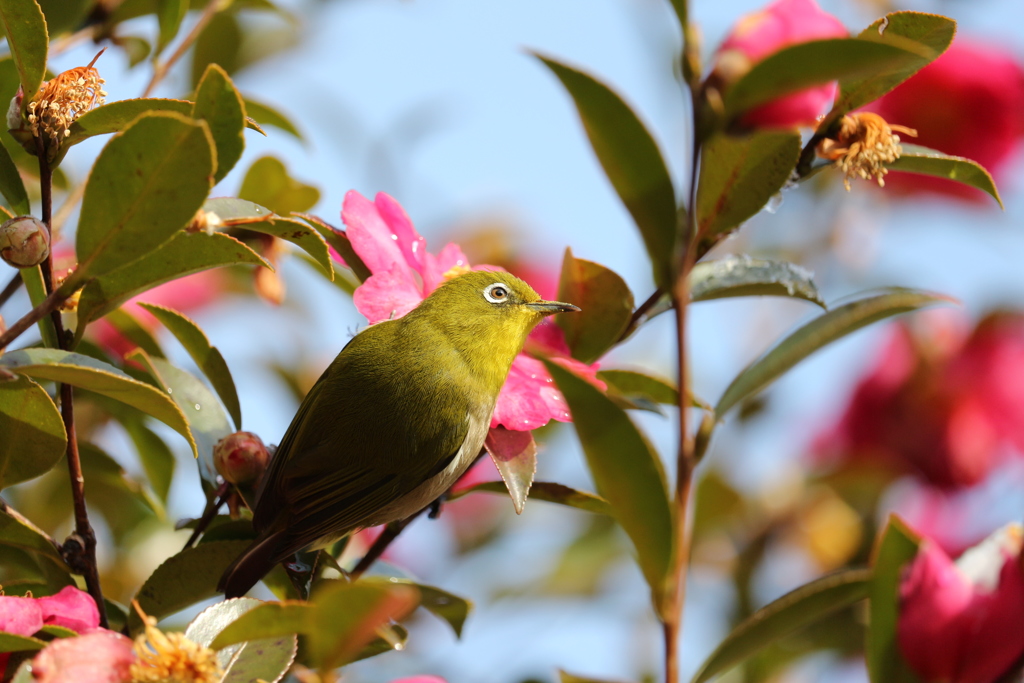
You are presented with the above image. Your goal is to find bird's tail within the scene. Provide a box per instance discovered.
[218,528,290,598]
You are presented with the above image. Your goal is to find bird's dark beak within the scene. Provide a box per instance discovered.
[527,300,580,316]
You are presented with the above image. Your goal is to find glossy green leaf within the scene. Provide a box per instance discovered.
[74,112,215,282]
[833,13,956,118]
[545,361,674,616]
[598,369,680,408]
[556,248,633,364]
[74,231,269,336]
[450,481,612,516]
[715,290,953,418]
[37,625,75,638]
[0,503,66,569]
[0,0,48,113]
[191,10,241,88]
[238,156,319,216]
[128,539,253,635]
[697,131,801,242]
[0,376,66,490]
[243,97,302,140]
[63,98,192,149]
[690,256,825,308]
[295,212,370,282]
[208,602,310,650]
[691,569,871,683]
[889,144,1003,208]
[155,0,187,54]
[536,55,677,288]
[193,64,246,184]
[185,598,298,683]
[723,37,934,121]
[104,307,166,358]
[0,139,28,215]
[0,348,197,457]
[122,418,176,504]
[484,427,535,515]
[203,198,333,277]
[867,516,922,683]
[0,632,45,653]
[139,302,242,430]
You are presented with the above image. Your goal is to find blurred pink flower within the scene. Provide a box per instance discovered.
[31,630,134,683]
[870,39,1024,202]
[0,586,100,674]
[898,524,1024,683]
[336,190,602,434]
[713,0,847,127]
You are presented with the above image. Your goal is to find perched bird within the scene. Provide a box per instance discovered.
[219,270,579,597]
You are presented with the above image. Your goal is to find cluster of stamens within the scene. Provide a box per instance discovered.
[27,59,106,144]
[129,602,223,683]
[816,112,917,190]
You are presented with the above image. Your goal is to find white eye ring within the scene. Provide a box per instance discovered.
[483,283,510,304]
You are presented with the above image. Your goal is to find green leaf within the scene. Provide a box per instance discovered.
[129,539,253,635]
[36,0,91,37]
[449,481,612,516]
[115,35,151,67]
[0,632,45,653]
[888,144,1003,208]
[598,369,680,409]
[79,442,161,537]
[203,198,333,278]
[37,624,76,638]
[867,516,922,683]
[74,112,215,282]
[242,97,303,140]
[208,602,310,650]
[0,139,28,214]
[155,0,187,55]
[689,256,825,308]
[185,598,298,683]
[193,64,246,184]
[832,13,956,118]
[536,55,677,289]
[191,10,241,88]
[715,289,953,418]
[63,98,192,150]
[544,361,674,616]
[723,37,934,121]
[74,230,269,336]
[0,503,67,570]
[696,131,801,242]
[122,418,176,504]
[138,302,242,430]
[21,266,59,348]
[104,307,166,358]
[238,156,319,216]
[556,248,634,364]
[0,348,198,458]
[690,569,872,683]
[0,376,66,490]
[560,672,632,683]
[295,212,370,283]
[0,0,48,113]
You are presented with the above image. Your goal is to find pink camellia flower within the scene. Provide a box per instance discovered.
[815,313,1024,489]
[0,586,100,674]
[712,0,848,127]
[336,190,602,447]
[870,39,1024,201]
[898,523,1024,683]
[31,630,135,683]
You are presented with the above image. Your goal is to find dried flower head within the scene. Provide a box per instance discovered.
[129,601,223,683]
[817,112,917,190]
[27,50,107,146]
[55,269,83,312]
[184,210,223,236]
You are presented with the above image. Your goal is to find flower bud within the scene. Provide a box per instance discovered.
[0,216,50,268]
[213,431,270,486]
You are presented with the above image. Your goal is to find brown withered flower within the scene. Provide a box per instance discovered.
[817,112,917,190]
[26,50,107,146]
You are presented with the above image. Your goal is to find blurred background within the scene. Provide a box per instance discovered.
[4,0,1024,680]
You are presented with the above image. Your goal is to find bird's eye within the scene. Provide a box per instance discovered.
[483,283,509,304]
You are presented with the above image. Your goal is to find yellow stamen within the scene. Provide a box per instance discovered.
[129,601,223,683]
[816,112,917,190]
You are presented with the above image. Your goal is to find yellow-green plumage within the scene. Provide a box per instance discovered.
[219,270,578,597]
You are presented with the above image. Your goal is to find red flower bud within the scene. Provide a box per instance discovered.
[0,216,50,268]
[214,431,270,486]
[712,0,847,128]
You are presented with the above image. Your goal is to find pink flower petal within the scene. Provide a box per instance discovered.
[352,264,424,324]
[36,587,99,634]
[374,192,428,275]
[420,242,472,293]
[31,630,134,683]
[342,191,427,292]
[492,355,571,431]
[0,595,42,636]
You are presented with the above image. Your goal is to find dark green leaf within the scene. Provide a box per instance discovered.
[889,144,1003,208]
[0,632,45,653]
[0,503,66,569]
[715,290,953,418]
[0,376,66,490]
[185,598,298,683]
[138,302,242,430]
[63,98,192,150]
[74,230,269,336]
[37,0,92,37]
[294,212,370,282]
[122,418,176,504]
[450,481,612,516]
[0,0,48,113]
[690,256,824,308]
[155,0,187,55]
[129,539,253,635]
[193,64,246,184]
[103,307,166,358]
[191,10,241,88]
[242,97,302,140]
[598,369,679,406]
[238,156,319,216]
[0,140,28,214]
[545,361,674,616]
[691,569,872,683]
[74,112,214,282]
[536,55,677,288]
[697,131,801,242]
[833,13,956,118]
[724,38,934,121]
[484,427,536,515]
[556,248,633,364]
[867,516,922,683]
[0,348,198,457]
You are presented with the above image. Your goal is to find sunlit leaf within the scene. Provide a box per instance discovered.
[866,516,922,683]
[557,248,633,364]
[185,598,298,683]
[690,256,824,308]
[193,64,246,184]
[0,0,48,113]
[238,156,319,216]
[0,503,67,570]
[63,98,192,150]
[0,140,28,214]
[243,97,302,140]
[0,632,45,653]
[889,144,1002,208]
[0,376,65,491]
[155,0,187,55]
[294,211,370,282]
[598,369,680,408]
[450,481,612,516]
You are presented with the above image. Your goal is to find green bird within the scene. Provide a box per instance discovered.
[219,270,579,597]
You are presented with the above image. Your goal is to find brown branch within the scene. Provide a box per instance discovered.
[616,287,666,343]
[142,0,221,97]
[0,285,73,352]
[0,272,22,310]
[182,481,230,550]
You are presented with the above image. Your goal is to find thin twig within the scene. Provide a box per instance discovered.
[0,285,73,352]
[616,287,666,343]
[142,0,221,97]
[348,508,429,581]
[183,481,231,550]
[0,272,22,310]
